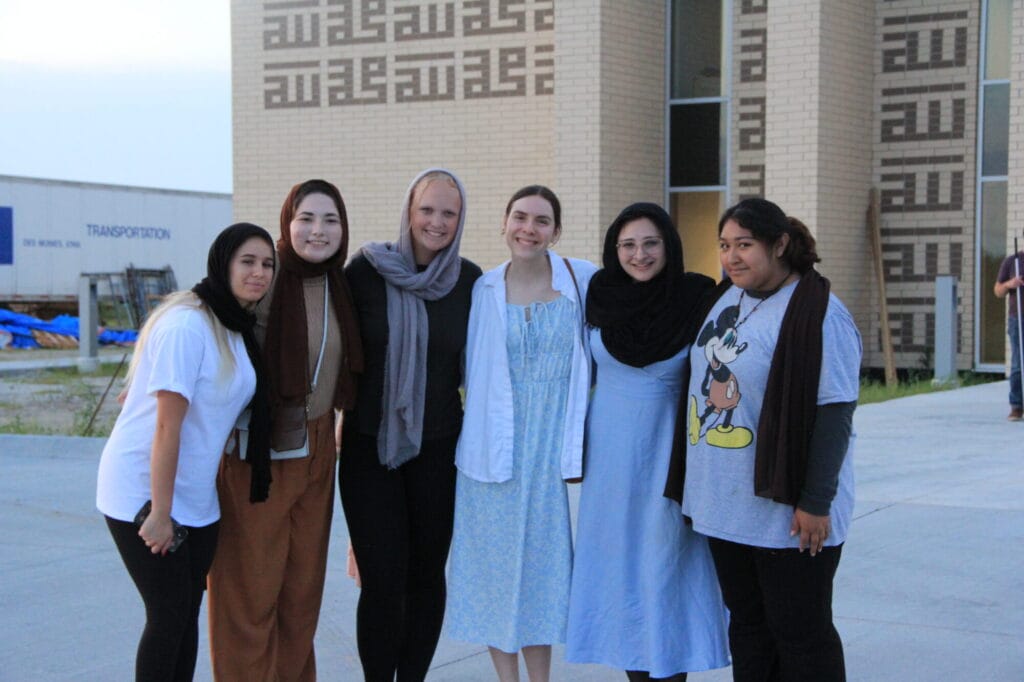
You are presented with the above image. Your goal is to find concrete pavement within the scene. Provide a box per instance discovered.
[0,380,1021,681]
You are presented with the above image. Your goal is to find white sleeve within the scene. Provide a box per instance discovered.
[817,298,862,405]
[144,315,206,404]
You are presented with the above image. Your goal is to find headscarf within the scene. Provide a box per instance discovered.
[264,179,364,428]
[586,202,715,367]
[191,222,274,502]
[360,168,468,469]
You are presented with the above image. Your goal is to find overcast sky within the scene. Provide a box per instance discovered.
[0,0,232,193]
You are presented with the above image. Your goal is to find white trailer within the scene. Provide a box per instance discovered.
[0,175,232,303]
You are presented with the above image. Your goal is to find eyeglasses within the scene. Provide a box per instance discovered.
[615,237,663,256]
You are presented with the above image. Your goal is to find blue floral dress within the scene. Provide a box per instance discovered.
[446,296,575,653]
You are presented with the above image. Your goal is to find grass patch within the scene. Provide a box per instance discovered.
[0,416,57,435]
[6,362,126,384]
[859,371,1001,405]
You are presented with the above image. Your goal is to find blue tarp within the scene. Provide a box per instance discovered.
[0,308,137,349]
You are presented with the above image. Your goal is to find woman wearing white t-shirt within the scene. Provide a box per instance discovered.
[96,222,274,682]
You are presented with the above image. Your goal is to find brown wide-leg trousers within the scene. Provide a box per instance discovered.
[207,410,336,682]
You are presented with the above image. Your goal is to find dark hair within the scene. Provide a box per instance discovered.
[718,197,820,273]
[602,202,684,278]
[504,185,562,232]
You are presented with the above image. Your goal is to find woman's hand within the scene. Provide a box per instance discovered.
[146,390,189,556]
[138,511,175,555]
[790,508,830,556]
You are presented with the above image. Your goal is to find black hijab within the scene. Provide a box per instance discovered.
[586,203,715,368]
[192,222,274,502]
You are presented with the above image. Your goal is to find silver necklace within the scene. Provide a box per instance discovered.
[734,290,771,330]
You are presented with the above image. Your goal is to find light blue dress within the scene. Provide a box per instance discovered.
[565,332,730,677]
[446,296,575,653]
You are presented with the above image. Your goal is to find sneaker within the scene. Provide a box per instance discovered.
[1008,408,1023,421]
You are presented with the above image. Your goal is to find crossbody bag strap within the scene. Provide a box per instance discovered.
[563,257,584,328]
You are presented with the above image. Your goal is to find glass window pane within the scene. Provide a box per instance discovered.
[670,103,722,187]
[670,191,723,280]
[671,0,723,99]
[985,0,1012,80]
[983,84,1009,176]
[980,181,1008,365]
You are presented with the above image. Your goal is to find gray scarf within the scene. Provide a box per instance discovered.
[360,168,467,469]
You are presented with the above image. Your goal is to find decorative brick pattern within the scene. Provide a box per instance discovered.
[232,0,561,272]
[872,0,978,367]
[731,2,767,200]
[258,1,555,108]
[880,84,967,142]
[231,0,993,370]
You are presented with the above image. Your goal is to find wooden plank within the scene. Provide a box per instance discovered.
[868,188,897,387]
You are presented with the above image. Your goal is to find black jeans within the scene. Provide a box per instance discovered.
[338,430,458,682]
[707,537,845,682]
[106,515,219,682]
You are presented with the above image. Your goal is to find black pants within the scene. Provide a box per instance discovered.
[106,515,219,682]
[338,430,458,682]
[707,538,845,682]
[626,671,688,681]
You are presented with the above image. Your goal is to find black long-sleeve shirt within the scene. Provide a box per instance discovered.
[343,253,482,442]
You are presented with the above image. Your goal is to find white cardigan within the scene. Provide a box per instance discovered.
[455,251,597,483]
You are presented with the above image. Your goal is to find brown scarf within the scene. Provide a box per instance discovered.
[664,270,829,507]
[753,268,829,505]
[264,181,364,424]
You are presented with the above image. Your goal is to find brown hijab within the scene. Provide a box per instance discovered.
[264,179,363,421]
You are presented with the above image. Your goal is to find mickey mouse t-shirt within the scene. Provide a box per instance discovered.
[681,280,862,548]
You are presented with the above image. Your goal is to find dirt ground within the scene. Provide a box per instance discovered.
[0,348,130,436]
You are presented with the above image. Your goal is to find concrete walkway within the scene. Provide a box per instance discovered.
[0,380,1021,681]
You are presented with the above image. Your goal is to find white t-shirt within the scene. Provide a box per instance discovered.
[681,281,862,548]
[96,305,256,527]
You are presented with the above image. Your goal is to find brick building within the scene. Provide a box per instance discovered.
[231,0,1017,373]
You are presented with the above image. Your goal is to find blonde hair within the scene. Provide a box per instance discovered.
[409,171,459,211]
[124,291,236,389]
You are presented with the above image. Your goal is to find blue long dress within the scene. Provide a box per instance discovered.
[565,332,730,677]
[446,297,575,653]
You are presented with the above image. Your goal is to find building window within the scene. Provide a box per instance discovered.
[669,103,725,187]
[670,192,724,278]
[667,0,729,280]
[977,0,1011,368]
[670,0,724,99]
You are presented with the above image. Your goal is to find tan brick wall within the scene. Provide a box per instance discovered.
[764,0,822,222]
[761,0,874,367]
[553,0,604,264]
[816,0,875,353]
[551,0,665,265]
[598,2,666,237]
[231,0,991,371]
[232,1,666,270]
[871,0,979,370]
[731,0,767,202]
[231,0,561,272]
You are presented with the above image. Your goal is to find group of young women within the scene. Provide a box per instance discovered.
[96,168,861,682]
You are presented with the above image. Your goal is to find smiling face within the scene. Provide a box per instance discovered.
[229,236,275,308]
[616,217,667,283]
[503,194,559,261]
[408,178,462,265]
[289,192,344,264]
[718,218,791,292]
